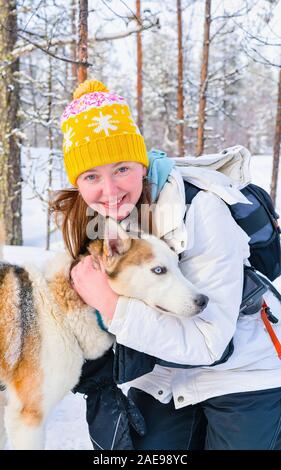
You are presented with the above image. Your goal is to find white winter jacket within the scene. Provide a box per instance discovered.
[108,164,281,409]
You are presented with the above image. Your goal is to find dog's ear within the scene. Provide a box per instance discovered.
[103,217,131,258]
[87,240,104,269]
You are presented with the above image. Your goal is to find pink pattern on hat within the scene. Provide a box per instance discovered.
[61,92,125,124]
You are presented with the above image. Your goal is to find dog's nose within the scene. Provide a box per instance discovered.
[194,294,209,310]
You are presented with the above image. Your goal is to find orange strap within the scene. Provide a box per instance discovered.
[261,301,281,360]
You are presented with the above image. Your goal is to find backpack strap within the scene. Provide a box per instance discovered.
[179,181,201,262]
[183,180,202,205]
[184,181,276,236]
[257,273,281,303]
[238,184,280,236]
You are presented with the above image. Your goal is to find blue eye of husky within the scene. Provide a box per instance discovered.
[151,266,167,275]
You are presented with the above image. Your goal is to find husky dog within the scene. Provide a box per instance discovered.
[0,218,208,450]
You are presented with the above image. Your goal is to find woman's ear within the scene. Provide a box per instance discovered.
[142,166,147,177]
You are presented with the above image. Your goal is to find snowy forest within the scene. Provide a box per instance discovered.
[1,0,281,450]
[0,0,281,249]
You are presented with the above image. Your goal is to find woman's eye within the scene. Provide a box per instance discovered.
[117,166,129,174]
[85,174,97,181]
[151,266,167,275]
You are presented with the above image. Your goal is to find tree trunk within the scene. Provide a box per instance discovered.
[46,57,53,250]
[270,66,281,207]
[136,0,143,134]
[78,0,88,84]
[0,0,22,245]
[177,0,184,157]
[28,55,38,147]
[71,0,78,85]
[196,0,211,157]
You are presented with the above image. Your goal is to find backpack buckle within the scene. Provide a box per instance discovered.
[263,305,279,324]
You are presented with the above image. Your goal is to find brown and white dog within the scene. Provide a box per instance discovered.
[0,218,207,450]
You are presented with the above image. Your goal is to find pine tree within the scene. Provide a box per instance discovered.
[0,0,22,244]
[177,0,184,157]
[196,0,211,156]
[78,0,88,83]
[136,0,143,134]
[271,65,281,206]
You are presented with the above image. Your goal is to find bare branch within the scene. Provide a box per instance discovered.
[232,18,281,47]
[7,17,159,62]
[95,17,160,41]
[211,1,258,22]
[100,0,135,23]
[243,43,281,68]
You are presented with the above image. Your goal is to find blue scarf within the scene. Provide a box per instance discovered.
[147,149,174,202]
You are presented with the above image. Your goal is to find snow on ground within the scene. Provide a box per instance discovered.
[45,392,92,450]
[2,151,281,449]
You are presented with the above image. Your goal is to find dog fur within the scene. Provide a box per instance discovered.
[0,218,206,449]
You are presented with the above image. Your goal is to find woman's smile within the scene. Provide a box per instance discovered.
[101,194,128,209]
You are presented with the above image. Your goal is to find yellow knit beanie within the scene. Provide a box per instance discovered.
[61,79,149,186]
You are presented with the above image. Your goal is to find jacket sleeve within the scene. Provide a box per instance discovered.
[108,191,250,365]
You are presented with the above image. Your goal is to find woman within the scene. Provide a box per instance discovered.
[52,79,281,450]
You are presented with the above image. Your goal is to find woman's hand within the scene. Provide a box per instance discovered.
[70,255,119,322]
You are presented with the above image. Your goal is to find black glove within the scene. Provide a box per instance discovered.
[73,348,146,450]
[73,348,114,395]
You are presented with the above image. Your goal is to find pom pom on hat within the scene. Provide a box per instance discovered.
[73,79,109,100]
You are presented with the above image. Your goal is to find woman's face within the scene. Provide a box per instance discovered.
[77,161,147,221]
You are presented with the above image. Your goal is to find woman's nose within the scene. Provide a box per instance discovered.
[102,177,119,199]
